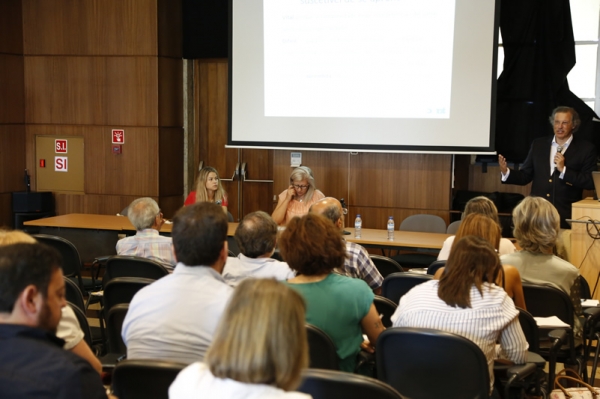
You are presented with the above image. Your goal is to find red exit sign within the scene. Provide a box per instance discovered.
[55,139,67,153]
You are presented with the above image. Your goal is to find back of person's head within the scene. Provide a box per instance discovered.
[438,236,502,309]
[172,202,228,266]
[0,243,62,313]
[0,229,36,246]
[127,197,160,230]
[463,196,500,225]
[289,166,317,202]
[235,211,278,258]
[453,213,501,251]
[309,197,342,225]
[279,213,347,276]
[206,278,308,391]
[512,196,559,254]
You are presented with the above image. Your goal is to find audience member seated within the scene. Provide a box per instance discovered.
[433,214,526,309]
[309,197,383,294]
[0,229,102,374]
[272,166,325,226]
[122,202,234,364]
[0,243,109,399]
[392,236,528,395]
[500,196,582,328]
[169,278,311,399]
[184,166,229,215]
[438,196,516,260]
[280,214,385,373]
[222,211,295,287]
[116,197,176,271]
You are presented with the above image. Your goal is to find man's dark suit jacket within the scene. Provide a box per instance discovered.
[503,135,597,229]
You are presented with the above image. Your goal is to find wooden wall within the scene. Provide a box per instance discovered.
[0,0,184,224]
[0,0,25,227]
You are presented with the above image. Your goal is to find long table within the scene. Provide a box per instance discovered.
[24,213,450,262]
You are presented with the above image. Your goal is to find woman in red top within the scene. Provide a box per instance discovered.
[184,166,228,215]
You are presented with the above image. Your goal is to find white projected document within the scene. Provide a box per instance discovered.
[263,0,456,119]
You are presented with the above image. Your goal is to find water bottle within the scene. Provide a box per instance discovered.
[354,214,362,238]
[387,216,395,241]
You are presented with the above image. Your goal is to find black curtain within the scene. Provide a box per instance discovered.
[494,0,599,164]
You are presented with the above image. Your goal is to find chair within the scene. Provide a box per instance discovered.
[374,295,397,328]
[381,272,432,304]
[446,220,461,234]
[392,214,446,268]
[103,255,169,284]
[306,324,339,370]
[427,260,446,276]
[514,308,547,395]
[377,327,536,399]
[579,275,592,300]
[67,301,94,348]
[369,255,403,278]
[297,368,402,399]
[112,359,187,399]
[64,276,86,312]
[103,277,154,316]
[102,303,129,367]
[34,234,99,293]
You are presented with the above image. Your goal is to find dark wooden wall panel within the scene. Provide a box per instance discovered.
[0,125,26,192]
[0,55,24,124]
[0,0,23,55]
[22,0,158,55]
[159,128,184,197]
[468,164,530,195]
[159,57,184,127]
[55,194,140,216]
[25,57,159,126]
[0,194,13,228]
[158,0,182,58]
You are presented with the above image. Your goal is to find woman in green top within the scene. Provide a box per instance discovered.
[279,213,385,372]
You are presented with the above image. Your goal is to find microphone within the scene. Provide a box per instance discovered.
[215,200,222,205]
[557,145,563,154]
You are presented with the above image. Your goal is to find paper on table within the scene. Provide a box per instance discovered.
[534,316,570,328]
[582,299,600,307]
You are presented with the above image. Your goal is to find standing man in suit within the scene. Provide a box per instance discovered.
[498,106,597,259]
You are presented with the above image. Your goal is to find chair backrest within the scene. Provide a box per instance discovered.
[106,303,129,355]
[522,283,574,327]
[33,234,84,289]
[104,255,169,284]
[306,324,339,370]
[446,220,461,234]
[298,368,402,399]
[579,275,591,300]
[370,255,403,278]
[517,307,539,352]
[374,295,398,328]
[399,214,447,233]
[67,301,94,348]
[112,359,187,399]
[382,273,433,304]
[103,277,154,315]
[64,276,86,311]
[427,260,446,276]
[376,327,490,399]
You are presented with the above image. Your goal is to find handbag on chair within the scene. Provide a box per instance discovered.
[550,369,600,399]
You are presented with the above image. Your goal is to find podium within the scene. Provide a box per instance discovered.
[571,199,600,300]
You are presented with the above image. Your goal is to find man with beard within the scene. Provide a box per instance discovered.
[0,243,109,399]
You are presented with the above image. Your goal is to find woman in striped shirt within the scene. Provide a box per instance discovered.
[391,235,528,396]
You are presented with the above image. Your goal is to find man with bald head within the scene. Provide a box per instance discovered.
[310,197,383,294]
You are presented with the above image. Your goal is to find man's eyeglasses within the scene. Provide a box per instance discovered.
[293,185,309,189]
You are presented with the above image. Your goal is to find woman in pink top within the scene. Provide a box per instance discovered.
[272,166,325,225]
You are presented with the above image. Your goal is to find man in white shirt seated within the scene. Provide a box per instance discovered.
[122,202,234,364]
[116,197,176,271]
[310,198,384,294]
[222,211,295,287]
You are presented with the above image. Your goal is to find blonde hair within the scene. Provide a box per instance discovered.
[453,213,501,251]
[206,279,308,391]
[194,166,227,204]
[512,196,559,254]
[463,196,500,225]
[290,166,317,203]
[0,229,36,246]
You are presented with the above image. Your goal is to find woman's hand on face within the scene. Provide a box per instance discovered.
[286,185,296,199]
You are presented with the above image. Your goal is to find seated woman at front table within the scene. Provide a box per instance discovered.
[434,213,526,309]
[392,235,528,397]
[184,166,228,214]
[272,166,325,226]
[280,213,385,373]
[438,196,516,260]
[169,278,311,399]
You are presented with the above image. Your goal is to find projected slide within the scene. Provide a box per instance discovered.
[264,0,455,119]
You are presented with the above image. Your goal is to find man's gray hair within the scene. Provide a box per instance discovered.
[127,197,160,230]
